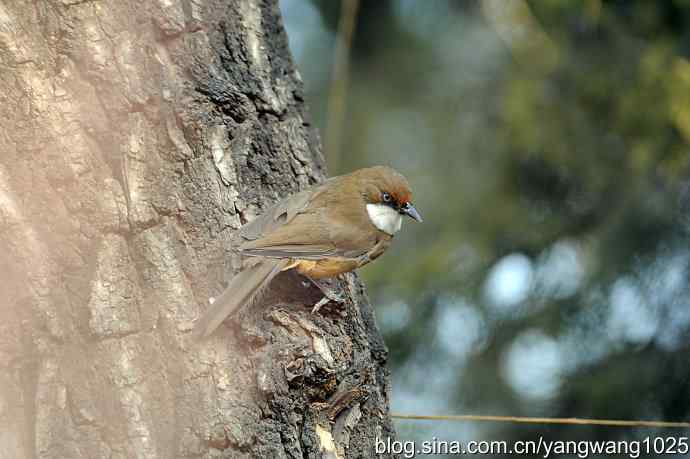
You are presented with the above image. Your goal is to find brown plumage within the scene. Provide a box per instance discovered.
[193,166,422,338]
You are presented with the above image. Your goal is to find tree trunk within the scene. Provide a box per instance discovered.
[0,1,396,457]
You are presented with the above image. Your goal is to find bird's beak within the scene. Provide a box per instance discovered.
[400,202,423,222]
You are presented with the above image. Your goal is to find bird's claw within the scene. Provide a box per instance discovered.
[311,296,330,314]
[311,290,345,314]
[302,275,346,314]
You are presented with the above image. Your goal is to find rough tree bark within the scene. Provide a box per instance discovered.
[0,1,396,457]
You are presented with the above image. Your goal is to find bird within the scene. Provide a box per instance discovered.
[193,165,422,338]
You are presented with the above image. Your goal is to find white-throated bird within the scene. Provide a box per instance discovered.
[193,166,422,338]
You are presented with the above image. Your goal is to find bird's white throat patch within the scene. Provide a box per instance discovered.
[366,203,403,235]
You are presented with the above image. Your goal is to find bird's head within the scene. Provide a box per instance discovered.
[355,166,422,235]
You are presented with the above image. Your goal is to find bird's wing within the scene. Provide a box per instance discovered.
[241,243,337,259]
[239,209,376,260]
[238,176,375,261]
[239,179,334,242]
[239,209,341,259]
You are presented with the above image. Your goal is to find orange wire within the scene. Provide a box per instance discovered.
[392,414,690,429]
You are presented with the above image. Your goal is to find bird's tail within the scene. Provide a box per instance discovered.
[192,258,288,339]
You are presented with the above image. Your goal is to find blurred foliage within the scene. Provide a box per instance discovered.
[282,0,690,453]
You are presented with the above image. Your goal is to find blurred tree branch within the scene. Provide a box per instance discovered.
[480,0,559,74]
[325,0,360,173]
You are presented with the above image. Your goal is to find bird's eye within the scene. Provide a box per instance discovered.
[382,192,392,203]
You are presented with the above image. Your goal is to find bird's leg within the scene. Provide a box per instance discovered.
[302,275,346,313]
